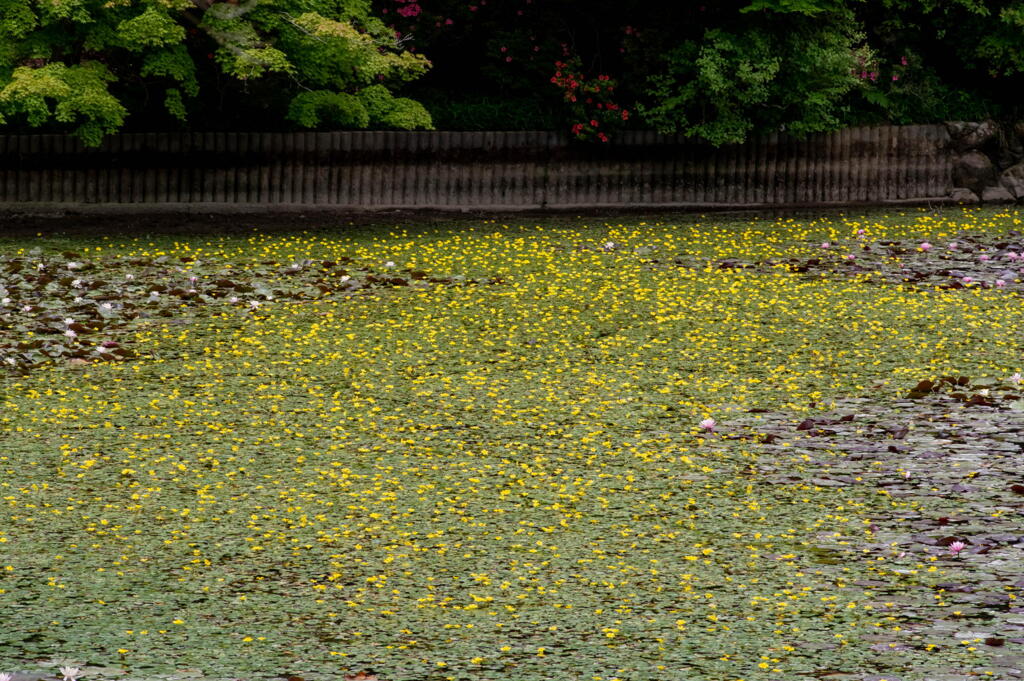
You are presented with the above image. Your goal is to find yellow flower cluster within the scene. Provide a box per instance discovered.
[0,208,1019,681]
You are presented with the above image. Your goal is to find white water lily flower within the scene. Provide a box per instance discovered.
[64,329,77,339]
[100,302,113,311]
[339,275,351,283]
[0,671,13,681]
[71,279,83,289]
[384,261,396,268]
[60,666,81,681]
[228,296,239,304]
[21,305,32,312]
[125,273,135,280]
[63,317,75,325]
[67,262,81,270]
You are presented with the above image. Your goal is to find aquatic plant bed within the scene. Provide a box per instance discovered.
[2,209,1023,681]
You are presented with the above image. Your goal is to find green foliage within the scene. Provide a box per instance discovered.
[286,83,433,130]
[0,0,430,143]
[639,19,860,145]
[163,87,187,122]
[0,61,126,145]
[388,0,1023,142]
[742,0,846,14]
[286,90,368,128]
[115,6,185,50]
[0,0,36,39]
[356,83,433,129]
[140,46,199,97]
[377,97,432,129]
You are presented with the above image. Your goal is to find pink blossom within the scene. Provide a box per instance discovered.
[948,242,957,250]
[962,276,973,284]
[699,418,716,433]
[1010,372,1022,385]
[996,279,1006,288]
[821,242,830,249]
[919,242,932,252]
[396,2,420,17]
[948,541,966,556]
[979,254,990,262]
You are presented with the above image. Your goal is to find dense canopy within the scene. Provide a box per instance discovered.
[0,0,1023,144]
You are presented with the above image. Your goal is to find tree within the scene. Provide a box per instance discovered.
[377,0,1022,143]
[636,2,865,144]
[0,0,433,145]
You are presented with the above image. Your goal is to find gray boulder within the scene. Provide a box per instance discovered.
[981,185,1016,204]
[949,187,980,204]
[948,120,1000,152]
[1001,163,1024,199]
[953,151,998,196]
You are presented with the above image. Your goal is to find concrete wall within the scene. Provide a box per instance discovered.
[0,126,956,211]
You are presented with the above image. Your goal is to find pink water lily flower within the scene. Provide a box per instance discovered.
[948,541,966,556]
[699,418,716,432]
[820,242,830,249]
[1010,372,1022,385]
[948,242,958,250]
[962,277,973,284]
[919,242,932,252]
[996,279,1006,288]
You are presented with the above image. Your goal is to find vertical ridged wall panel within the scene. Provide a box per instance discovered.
[0,126,958,209]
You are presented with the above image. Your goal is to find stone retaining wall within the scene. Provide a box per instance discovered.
[0,124,1015,212]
